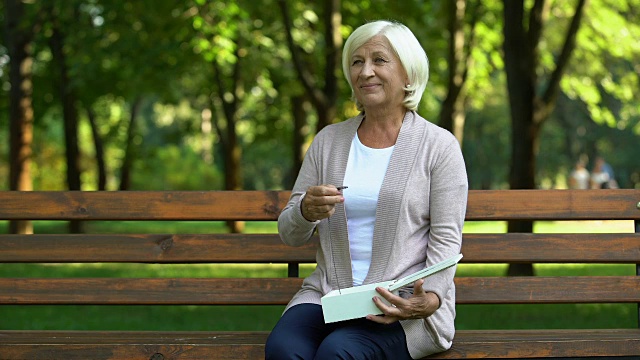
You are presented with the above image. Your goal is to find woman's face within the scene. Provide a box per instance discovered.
[349,35,408,112]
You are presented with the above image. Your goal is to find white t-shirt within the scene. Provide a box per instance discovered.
[343,133,394,286]
[570,168,590,189]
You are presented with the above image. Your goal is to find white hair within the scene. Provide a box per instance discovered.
[342,20,429,111]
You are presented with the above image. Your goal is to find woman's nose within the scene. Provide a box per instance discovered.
[359,61,374,78]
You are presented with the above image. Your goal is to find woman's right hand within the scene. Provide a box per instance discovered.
[300,185,345,222]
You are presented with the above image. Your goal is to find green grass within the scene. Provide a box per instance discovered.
[0,220,278,234]
[1,220,637,331]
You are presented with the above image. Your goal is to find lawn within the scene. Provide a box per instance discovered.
[0,220,637,331]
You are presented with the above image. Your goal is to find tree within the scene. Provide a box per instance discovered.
[85,107,107,190]
[118,97,143,190]
[438,0,482,144]
[4,0,37,234]
[2,0,637,205]
[47,4,82,193]
[503,0,587,275]
[71,1,197,191]
[279,0,342,135]
[190,0,298,227]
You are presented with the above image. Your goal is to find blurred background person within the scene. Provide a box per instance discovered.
[591,156,617,189]
[569,155,590,189]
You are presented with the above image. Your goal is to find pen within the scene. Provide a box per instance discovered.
[336,186,348,191]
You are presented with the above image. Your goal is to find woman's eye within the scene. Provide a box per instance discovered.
[352,59,363,65]
[375,57,387,63]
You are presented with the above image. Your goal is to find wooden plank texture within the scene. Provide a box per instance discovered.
[0,331,269,360]
[455,276,640,304]
[1,277,638,305]
[2,233,638,263]
[0,234,319,263]
[0,191,290,221]
[0,329,638,359]
[460,233,640,263]
[0,278,303,305]
[465,189,640,220]
[427,329,640,359]
[1,189,639,220]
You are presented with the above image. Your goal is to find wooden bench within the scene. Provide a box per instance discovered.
[0,189,639,359]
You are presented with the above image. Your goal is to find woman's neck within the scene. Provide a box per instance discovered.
[357,108,407,149]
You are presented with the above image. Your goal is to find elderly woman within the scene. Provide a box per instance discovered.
[266,20,468,359]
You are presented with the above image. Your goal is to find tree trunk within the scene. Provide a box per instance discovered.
[279,0,341,134]
[316,0,341,133]
[49,11,83,233]
[503,0,588,275]
[439,0,468,144]
[212,50,244,233]
[5,0,34,234]
[290,95,308,188]
[87,106,107,190]
[119,98,143,191]
[223,110,241,192]
[49,12,81,192]
[503,0,541,275]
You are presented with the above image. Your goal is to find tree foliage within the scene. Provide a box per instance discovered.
[1,0,638,196]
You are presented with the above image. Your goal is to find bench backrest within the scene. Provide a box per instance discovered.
[1,190,639,317]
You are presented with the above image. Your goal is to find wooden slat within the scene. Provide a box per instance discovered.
[1,276,638,305]
[0,234,319,263]
[0,191,289,221]
[465,189,640,220]
[0,329,638,359]
[0,278,303,305]
[0,331,269,360]
[460,233,640,263]
[0,189,639,221]
[2,233,638,263]
[455,276,640,303]
[428,329,640,359]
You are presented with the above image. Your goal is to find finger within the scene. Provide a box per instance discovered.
[306,185,328,196]
[302,204,336,222]
[305,192,343,207]
[413,279,426,295]
[311,196,343,207]
[302,187,340,219]
[372,293,404,318]
[324,184,348,195]
[366,313,399,324]
[308,185,344,197]
[374,286,406,306]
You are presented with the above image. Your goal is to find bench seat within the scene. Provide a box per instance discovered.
[1,189,639,359]
[1,329,639,359]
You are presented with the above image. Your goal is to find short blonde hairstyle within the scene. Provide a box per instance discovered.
[342,20,429,111]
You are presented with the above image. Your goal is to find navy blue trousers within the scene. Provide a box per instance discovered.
[265,303,412,360]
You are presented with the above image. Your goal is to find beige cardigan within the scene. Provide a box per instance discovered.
[278,111,468,358]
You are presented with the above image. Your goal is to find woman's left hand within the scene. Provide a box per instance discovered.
[366,279,440,324]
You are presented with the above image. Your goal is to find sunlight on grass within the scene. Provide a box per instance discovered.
[534,220,634,233]
[0,220,279,234]
[461,220,634,234]
[2,219,633,234]
[463,221,507,233]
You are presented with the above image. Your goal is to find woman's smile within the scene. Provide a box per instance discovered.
[350,35,408,111]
